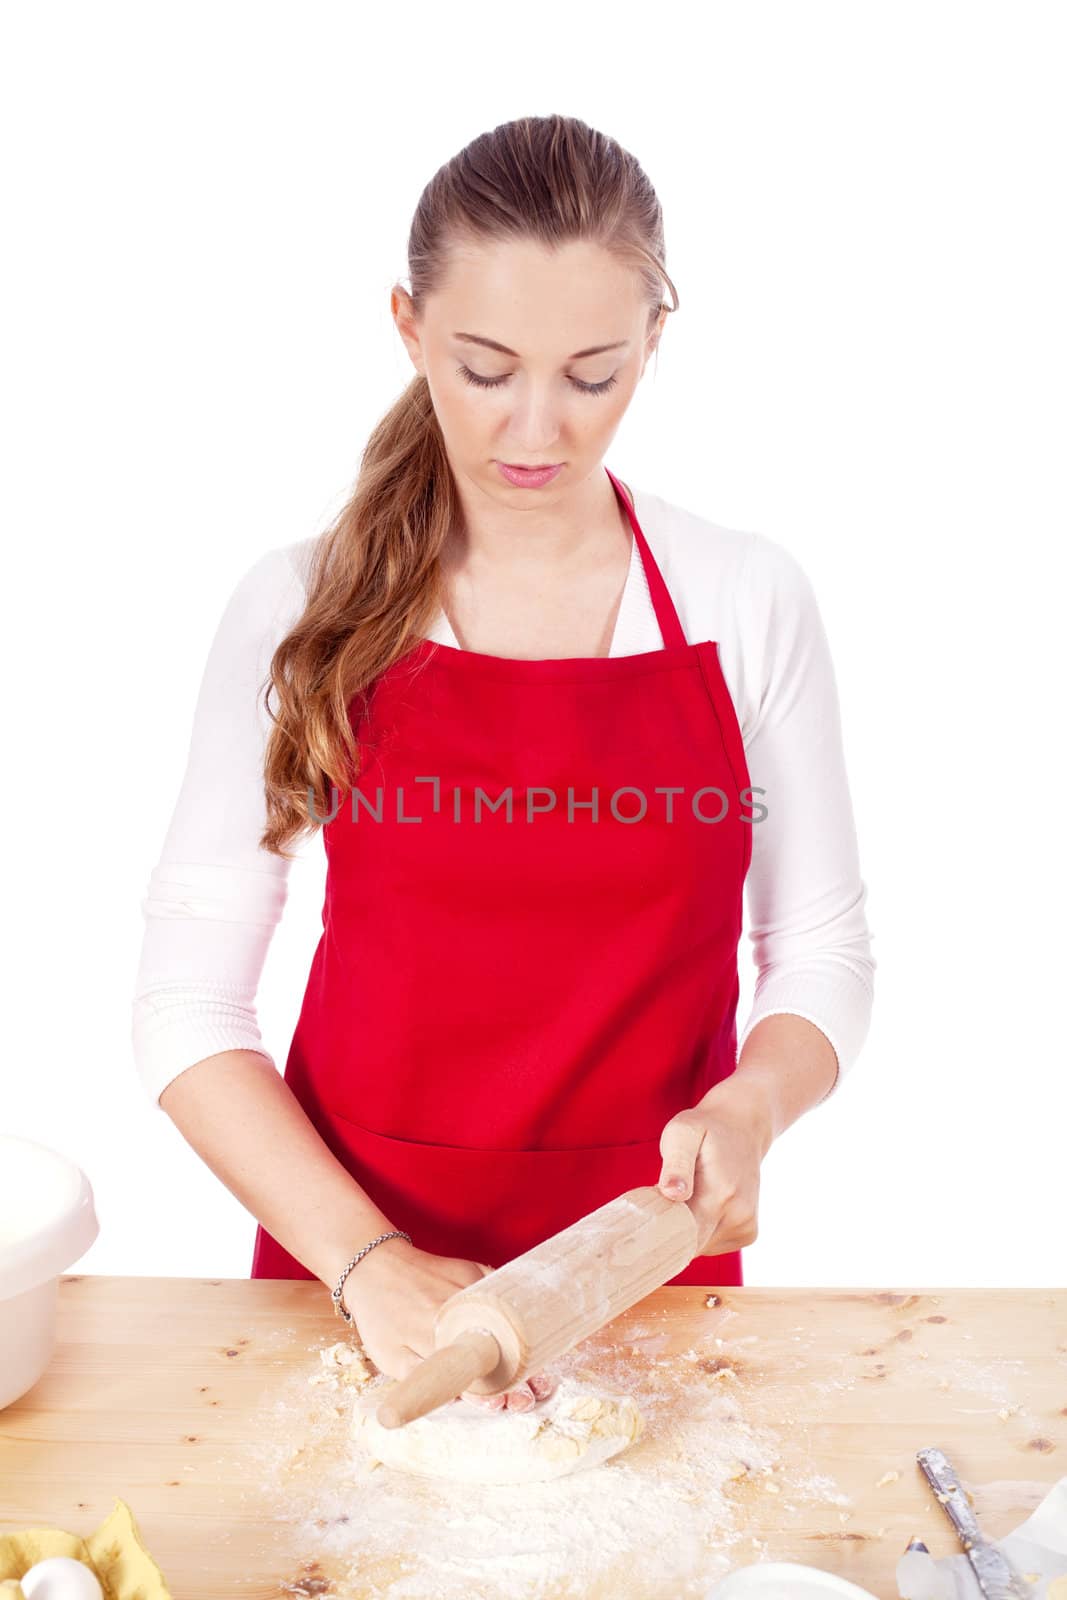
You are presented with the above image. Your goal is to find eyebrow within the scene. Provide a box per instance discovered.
[453,332,631,360]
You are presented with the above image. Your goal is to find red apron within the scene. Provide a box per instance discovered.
[251,467,752,1288]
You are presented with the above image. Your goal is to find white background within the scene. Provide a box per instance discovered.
[3,2,1064,1289]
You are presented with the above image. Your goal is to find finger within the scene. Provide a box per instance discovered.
[658,1115,706,1200]
[461,1388,508,1409]
[491,1371,557,1410]
[702,1201,759,1253]
[501,1380,537,1412]
[391,1342,433,1381]
[460,1367,556,1408]
[689,1194,726,1253]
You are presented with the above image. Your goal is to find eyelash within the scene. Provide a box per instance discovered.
[456,363,619,396]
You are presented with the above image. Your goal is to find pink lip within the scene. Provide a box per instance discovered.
[495,461,564,488]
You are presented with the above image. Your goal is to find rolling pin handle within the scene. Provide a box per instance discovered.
[375,1328,502,1429]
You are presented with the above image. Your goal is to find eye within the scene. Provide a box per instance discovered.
[456,364,619,396]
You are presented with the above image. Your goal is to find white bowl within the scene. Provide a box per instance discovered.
[0,1134,99,1409]
[708,1562,881,1599]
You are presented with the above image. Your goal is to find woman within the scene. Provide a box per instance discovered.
[132,114,874,1410]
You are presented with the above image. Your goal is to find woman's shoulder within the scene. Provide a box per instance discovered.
[249,534,319,596]
[196,537,319,679]
[221,534,319,619]
[244,500,816,641]
[631,483,815,618]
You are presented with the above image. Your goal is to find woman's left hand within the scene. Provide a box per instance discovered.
[656,1078,776,1255]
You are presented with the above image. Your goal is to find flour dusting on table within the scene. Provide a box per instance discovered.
[236,1316,853,1599]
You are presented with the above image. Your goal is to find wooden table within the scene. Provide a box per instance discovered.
[1,1280,1064,1599]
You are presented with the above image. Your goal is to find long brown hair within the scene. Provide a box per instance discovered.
[259,114,679,857]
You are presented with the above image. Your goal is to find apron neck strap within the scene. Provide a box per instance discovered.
[605,467,687,649]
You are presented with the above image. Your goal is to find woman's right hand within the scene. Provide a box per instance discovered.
[340,1237,556,1410]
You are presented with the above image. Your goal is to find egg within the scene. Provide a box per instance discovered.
[18,1559,103,1600]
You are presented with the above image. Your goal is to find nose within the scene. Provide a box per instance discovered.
[500,386,564,455]
[502,412,566,457]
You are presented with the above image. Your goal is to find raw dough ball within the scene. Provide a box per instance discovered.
[351,1375,644,1484]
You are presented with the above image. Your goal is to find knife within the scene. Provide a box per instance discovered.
[916,1446,1026,1599]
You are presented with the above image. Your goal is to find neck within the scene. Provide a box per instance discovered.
[443,468,632,582]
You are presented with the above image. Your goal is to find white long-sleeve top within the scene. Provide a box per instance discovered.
[131,480,875,1114]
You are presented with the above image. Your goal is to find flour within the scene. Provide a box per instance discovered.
[237,1317,854,1599]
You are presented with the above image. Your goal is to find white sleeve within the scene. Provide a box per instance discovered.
[130,544,310,1112]
[731,532,876,1101]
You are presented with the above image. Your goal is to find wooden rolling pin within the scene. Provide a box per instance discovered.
[375,1184,697,1429]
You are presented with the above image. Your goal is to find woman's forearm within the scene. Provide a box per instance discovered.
[158,1049,398,1290]
[707,1014,840,1156]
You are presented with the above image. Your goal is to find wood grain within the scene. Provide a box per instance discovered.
[0,1279,1063,1598]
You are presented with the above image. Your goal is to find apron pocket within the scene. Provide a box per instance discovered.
[321,1109,667,1269]
[252,1112,744,1289]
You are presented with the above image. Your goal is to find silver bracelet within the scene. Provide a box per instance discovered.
[331,1230,412,1325]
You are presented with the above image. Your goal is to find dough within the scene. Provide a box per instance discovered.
[350,1375,644,1484]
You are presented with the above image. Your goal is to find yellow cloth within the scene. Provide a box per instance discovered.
[0,1498,172,1599]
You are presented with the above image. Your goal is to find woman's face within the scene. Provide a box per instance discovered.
[392,237,665,501]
